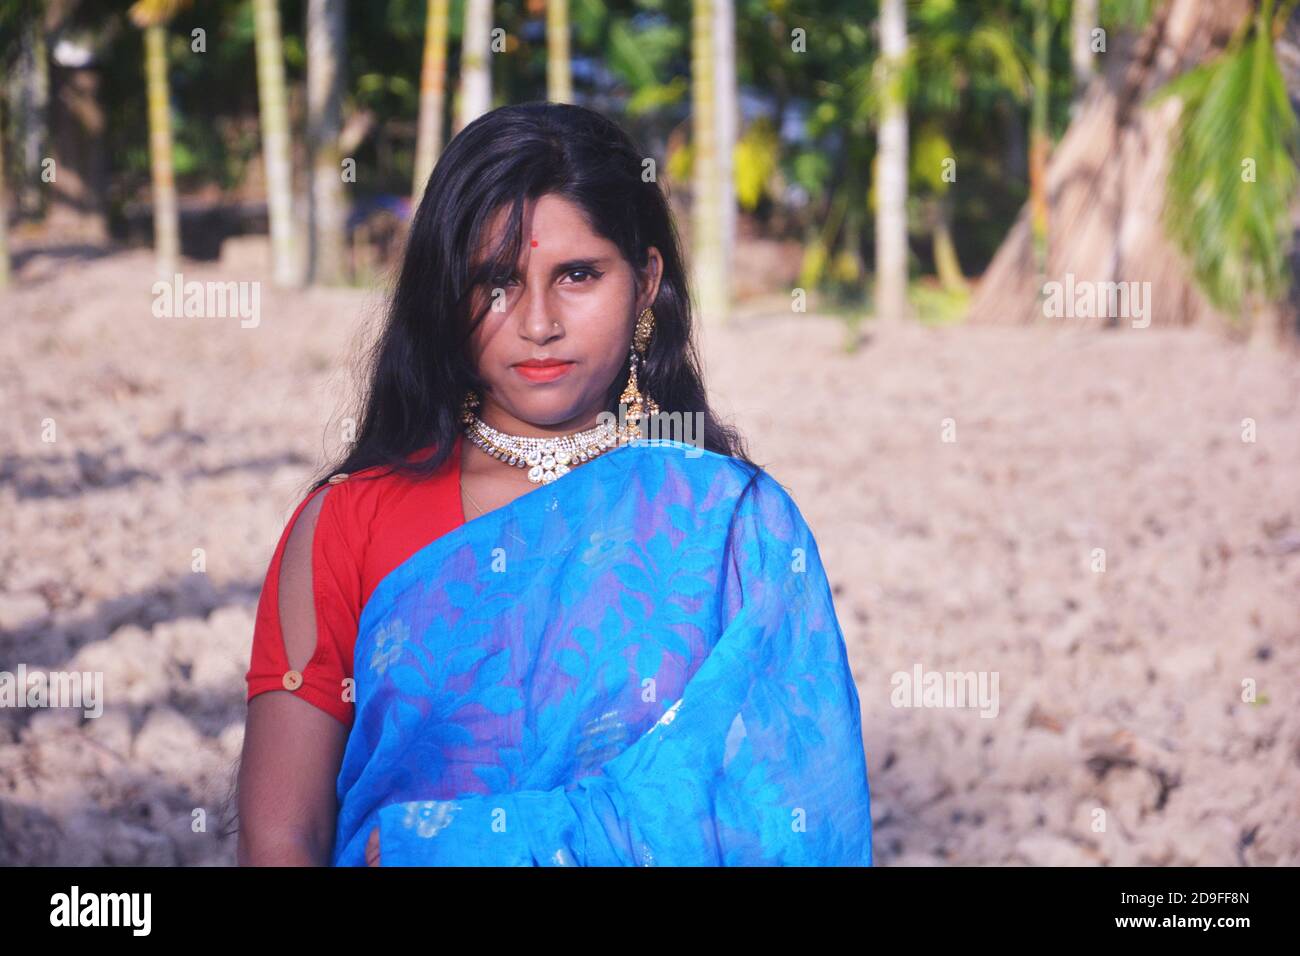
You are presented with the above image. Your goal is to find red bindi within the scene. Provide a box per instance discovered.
[531,238,539,247]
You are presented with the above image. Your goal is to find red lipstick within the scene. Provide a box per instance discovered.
[513,358,575,383]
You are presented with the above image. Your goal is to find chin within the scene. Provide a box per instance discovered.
[497,387,587,428]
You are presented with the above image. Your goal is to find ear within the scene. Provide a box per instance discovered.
[635,247,664,312]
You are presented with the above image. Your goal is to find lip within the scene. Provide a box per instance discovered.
[512,359,575,383]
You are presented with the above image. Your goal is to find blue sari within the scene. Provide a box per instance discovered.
[330,438,872,866]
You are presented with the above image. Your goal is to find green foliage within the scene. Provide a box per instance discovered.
[1100,0,1157,30]
[609,19,679,86]
[1155,0,1300,316]
[170,139,199,177]
[909,279,970,325]
[572,0,609,47]
[789,149,832,197]
[910,0,1030,116]
[734,116,780,210]
[800,236,829,289]
[0,0,43,69]
[627,75,688,115]
[666,139,691,183]
[910,123,954,196]
[11,0,1164,311]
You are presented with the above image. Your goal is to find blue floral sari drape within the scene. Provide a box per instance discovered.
[331,438,873,866]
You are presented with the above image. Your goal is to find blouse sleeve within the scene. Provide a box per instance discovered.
[245,480,363,727]
[374,469,874,865]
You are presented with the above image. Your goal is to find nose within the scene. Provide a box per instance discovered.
[515,283,562,345]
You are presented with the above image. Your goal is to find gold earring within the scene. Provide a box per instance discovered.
[618,307,659,441]
[460,388,481,424]
[632,306,654,357]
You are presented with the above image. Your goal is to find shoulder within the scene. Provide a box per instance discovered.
[311,444,457,529]
[640,438,793,503]
[635,439,804,533]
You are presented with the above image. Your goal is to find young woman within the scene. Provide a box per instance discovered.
[237,102,872,866]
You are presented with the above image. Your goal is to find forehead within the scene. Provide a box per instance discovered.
[473,194,608,263]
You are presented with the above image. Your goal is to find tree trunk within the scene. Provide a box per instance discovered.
[7,18,49,218]
[412,0,450,201]
[0,119,11,289]
[967,0,1250,329]
[932,196,966,293]
[45,62,109,243]
[1029,2,1050,277]
[306,0,347,285]
[1279,6,1300,341]
[1247,294,1283,349]
[253,0,298,286]
[1001,97,1027,182]
[714,0,737,317]
[547,0,572,104]
[1072,0,1099,96]
[457,0,492,134]
[691,0,727,324]
[144,23,179,278]
[874,0,909,322]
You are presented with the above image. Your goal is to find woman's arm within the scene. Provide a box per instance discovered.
[239,695,348,864]
[237,490,350,865]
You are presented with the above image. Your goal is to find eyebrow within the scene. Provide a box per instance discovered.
[479,257,610,279]
[551,257,609,274]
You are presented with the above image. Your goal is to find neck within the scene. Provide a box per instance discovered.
[475,400,606,438]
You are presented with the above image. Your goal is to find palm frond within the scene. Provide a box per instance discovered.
[968,23,1030,101]
[1158,0,1300,316]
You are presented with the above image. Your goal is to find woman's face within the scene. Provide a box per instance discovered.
[466,193,662,435]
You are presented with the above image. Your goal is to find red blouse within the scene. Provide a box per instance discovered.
[244,433,466,726]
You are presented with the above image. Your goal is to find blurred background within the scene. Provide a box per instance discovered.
[0,0,1297,866]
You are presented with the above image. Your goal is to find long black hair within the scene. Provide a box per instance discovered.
[310,101,751,493]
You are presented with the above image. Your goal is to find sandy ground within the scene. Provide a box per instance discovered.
[1,241,1298,866]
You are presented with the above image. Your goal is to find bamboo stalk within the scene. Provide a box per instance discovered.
[547,0,572,104]
[253,0,298,286]
[413,0,450,202]
[144,23,179,279]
